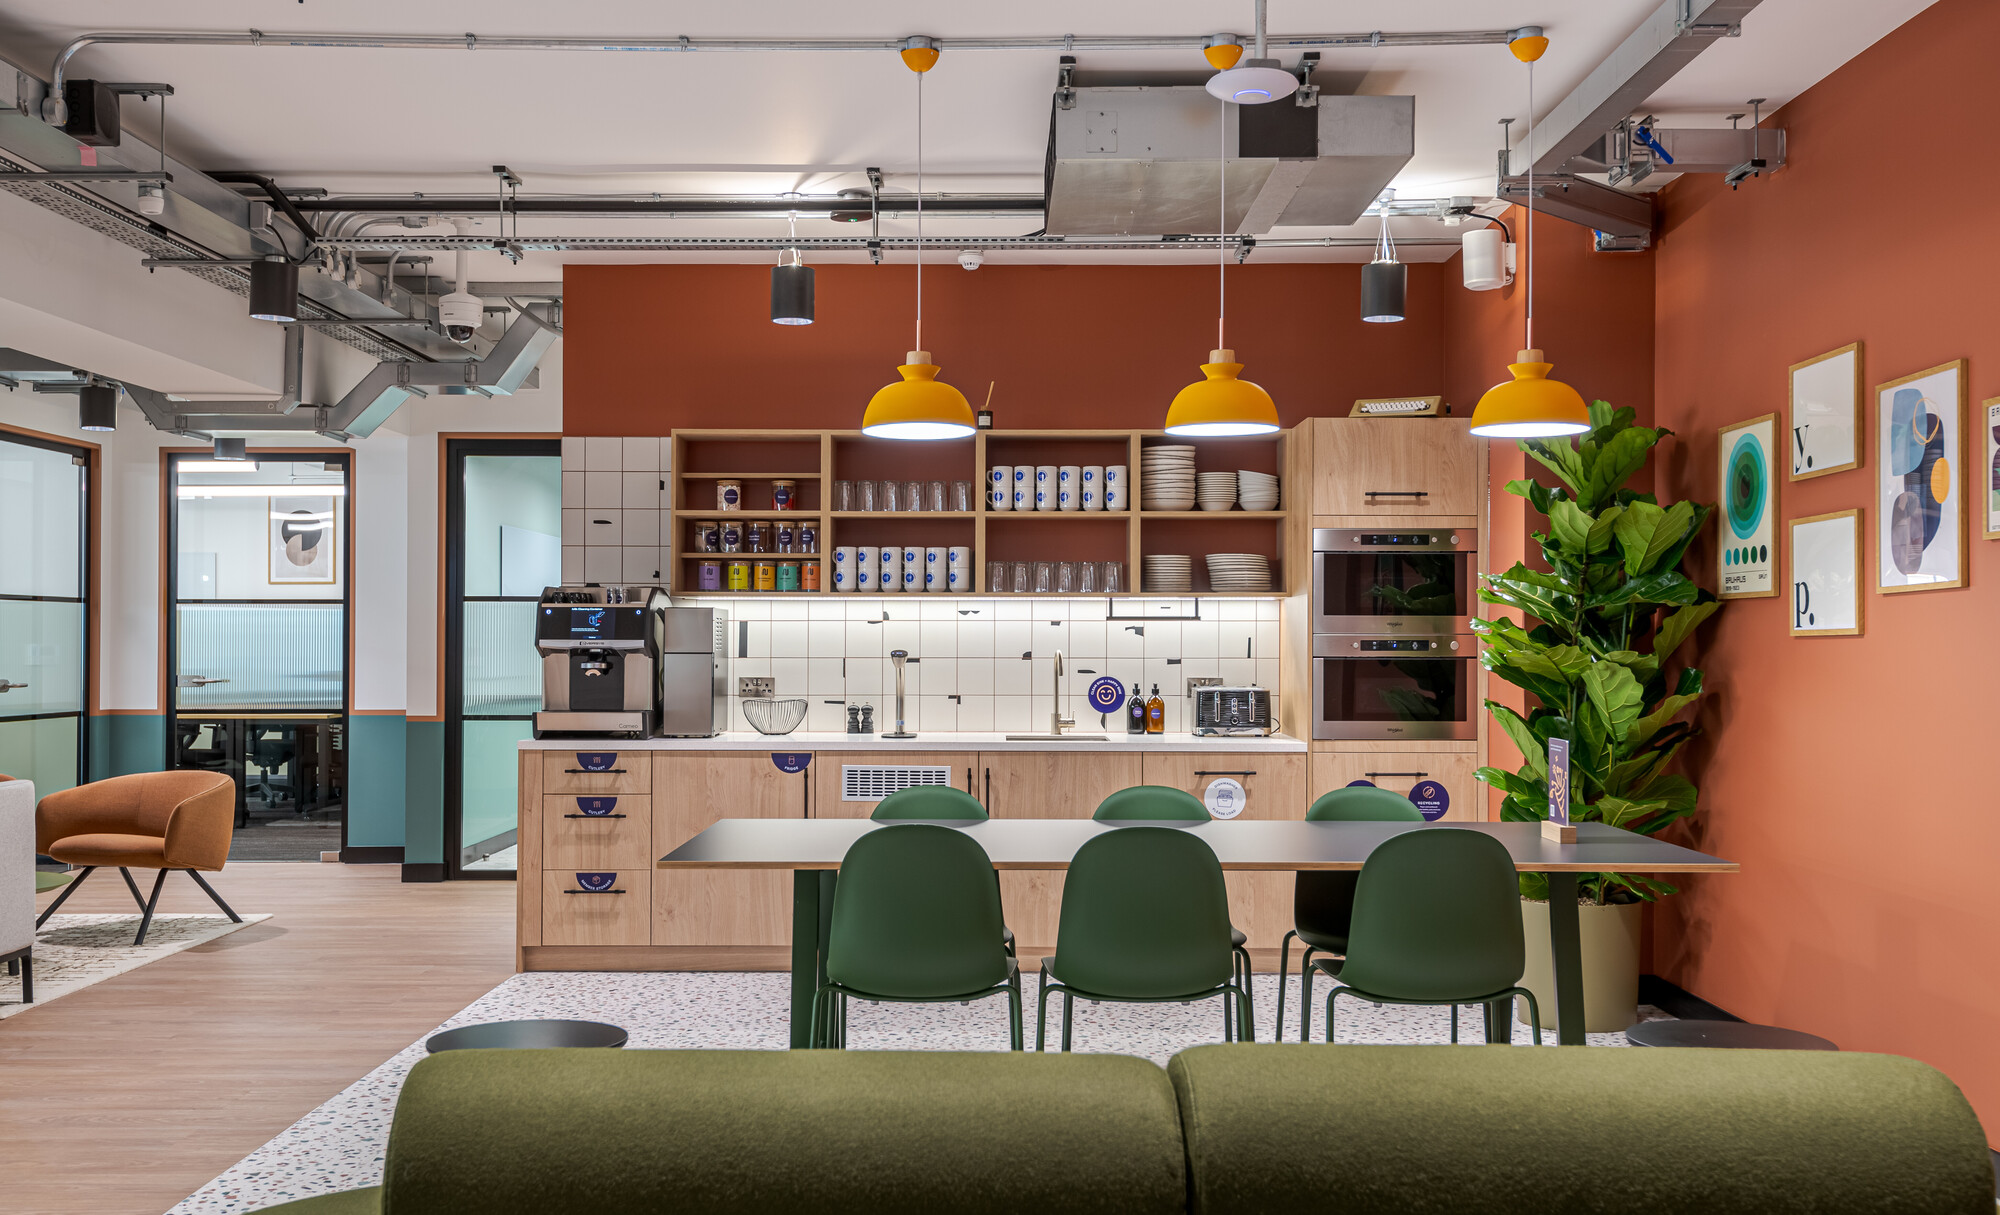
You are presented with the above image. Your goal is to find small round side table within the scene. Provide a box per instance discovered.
[1626,1020,1836,1050]
[426,1019,628,1053]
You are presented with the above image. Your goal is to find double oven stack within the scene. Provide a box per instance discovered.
[1309,528,1478,742]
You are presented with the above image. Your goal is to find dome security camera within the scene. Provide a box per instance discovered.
[438,290,483,343]
[958,249,983,271]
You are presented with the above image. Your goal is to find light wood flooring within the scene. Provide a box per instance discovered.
[2,863,515,1215]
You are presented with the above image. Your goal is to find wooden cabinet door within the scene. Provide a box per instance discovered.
[810,751,981,819]
[1139,752,1308,955]
[652,753,811,947]
[1311,418,1482,516]
[981,751,1144,955]
[1308,751,1485,824]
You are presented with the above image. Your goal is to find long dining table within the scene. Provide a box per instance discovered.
[657,817,1737,1048]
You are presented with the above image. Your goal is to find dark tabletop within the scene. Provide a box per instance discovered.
[426,1019,629,1053]
[657,818,1735,874]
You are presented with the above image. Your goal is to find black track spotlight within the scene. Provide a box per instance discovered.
[248,255,299,323]
[770,250,814,326]
[1360,260,1407,323]
[78,382,117,432]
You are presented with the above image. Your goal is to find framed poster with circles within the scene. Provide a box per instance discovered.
[1983,396,2000,540]
[1788,509,1863,637]
[1787,342,1862,480]
[1875,360,1965,593]
[1717,414,1779,599]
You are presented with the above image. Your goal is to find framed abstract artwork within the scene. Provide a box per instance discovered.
[1984,395,2000,540]
[1717,414,1779,599]
[269,495,337,584]
[1787,342,1862,480]
[1788,509,1863,637]
[1875,361,1965,593]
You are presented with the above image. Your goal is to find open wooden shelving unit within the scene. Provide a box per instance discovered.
[669,428,1299,597]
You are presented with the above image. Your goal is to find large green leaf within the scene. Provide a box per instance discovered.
[1605,750,1666,796]
[1587,569,1700,611]
[1524,439,1586,498]
[1479,571,1572,625]
[1505,478,1554,515]
[1547,497,1594,556]
[1627,691,1699,750]
[1580,426,1658,511]
[1582,662,1645,743]
[1585,504,1626,555]
[1611,501,1664,575]
[1487,702,1547,777]
[1477,766,1546,801]
[1594,794,1667,830]
[1653,602,1719,662]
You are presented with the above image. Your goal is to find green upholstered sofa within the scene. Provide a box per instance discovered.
[255,1043,1994,1214]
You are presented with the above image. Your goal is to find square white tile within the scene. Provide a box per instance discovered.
[727,599,771,621]
[807,621,846,656]
[807,701,846,732]
[807,658,846,696]
[1255,622,1280,657]
[1219,599,1258,621]
[585,514,623,546]
[622,509,661,546]
[1143,621,1183,658]
[560,436,585,468]
[1030,620,1068,657]
[622,472,661,509]
[808,599,847,621]
[957,621,995,657]
[770,621,809,658]
[916,695,957,731]
[769,600,809,621]
[992,696,1036,733]
[585,436,623,471]
[1256,600,1283,621]
[917,599,960,621]
[769,658,809,697]
[993,654,1032,696]
[1065,622,1107,660]
[845,659,883,695]
[1107,623,1146,658]
[561,471,584,509]
[918,659,956,694]
[584,471,622,509]
[1220,657,1257,686]
[955,658,995,695]
[561,508,586,546]
[917,621,957,659]
[560,547,582,584]
[583,547,621,584]
[621,547,661,582]
[1181,620,1220,659]
[994,621,1033,659]
[621,437,660,471]
[1256,658,1282,689]
[1219,621,1256,660]
[845,621,879,654]
[740,621,771,658]
[956,699,994,731]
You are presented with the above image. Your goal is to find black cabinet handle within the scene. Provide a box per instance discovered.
[1364,770,1428,779]
[561,813,628,819]
[1193,770,1256,777]
[1363,490,1430,498]
[564,768,627,774]
[966,767,974,794]
[983,767,991,809]
[562,888,627,895]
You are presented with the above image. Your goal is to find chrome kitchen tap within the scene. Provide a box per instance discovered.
[1049,650,1074,736]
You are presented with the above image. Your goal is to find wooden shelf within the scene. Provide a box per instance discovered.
[983,511,1134,521]
[678,471,823,480]
[1139,510,1287,519]
[677,552,824,560]
[828,511,978,519]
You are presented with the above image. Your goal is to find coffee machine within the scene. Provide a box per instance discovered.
[533,585,668,739]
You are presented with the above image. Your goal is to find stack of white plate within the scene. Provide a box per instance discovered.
[1205,553,1273,592]
[1196,471,1239,512]
[1237,470,1280,511]
[1142,554,1195,593]
[1140,446,1197,510]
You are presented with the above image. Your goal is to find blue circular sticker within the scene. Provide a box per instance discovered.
[1408,780,1450,822]
[1345,779,1377,788]
[1087,676,1126,713]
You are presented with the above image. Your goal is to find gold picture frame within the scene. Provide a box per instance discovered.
[1787,341,1862,481]
[1983,395,2000,541]
[1717,413,1779,600]
[1875,360,1966,594]
[1787,509,1863,637]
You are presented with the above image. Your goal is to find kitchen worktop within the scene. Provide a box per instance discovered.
[517,731,1306,753]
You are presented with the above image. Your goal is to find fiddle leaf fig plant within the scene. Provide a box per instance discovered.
[1473,400,1720,905]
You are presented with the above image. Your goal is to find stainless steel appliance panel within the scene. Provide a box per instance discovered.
[1310,633,1477,741]
[1311,527,1475,635]
[657,650,728,737]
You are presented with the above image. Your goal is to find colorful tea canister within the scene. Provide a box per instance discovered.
[753,560,777,591]
[725,561,751,590]
[771,479,798,510]
[776,562,801,592]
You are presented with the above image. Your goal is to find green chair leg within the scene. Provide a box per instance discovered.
[1300,954,1319,1043]
[1035,980,1052,1051]
[1324,986,1342,1043]
[1513,987,1543,1044]
[1061,991,1073,1052]
[1007,977,1024,1051]
[1275,930,1297,1041]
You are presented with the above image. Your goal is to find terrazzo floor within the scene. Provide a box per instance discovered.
[168,970,1670,1214]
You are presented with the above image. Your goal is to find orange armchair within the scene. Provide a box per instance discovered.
[35,771,242,945]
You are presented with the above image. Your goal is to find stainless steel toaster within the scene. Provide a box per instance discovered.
[1193,685,1273,736]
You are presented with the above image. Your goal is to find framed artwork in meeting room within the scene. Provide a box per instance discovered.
[1717,414,1778,599]
[1875,361,1965,593]
[1984,395,2000,540]
[1787,342,1862,480]
[269,495,337,584]
[1788,510,1863,637]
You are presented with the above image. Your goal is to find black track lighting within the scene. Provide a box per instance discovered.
[1360,260,1407,323]
[248,256,299,323]
[78,382,117,431]
[770,252,814,325]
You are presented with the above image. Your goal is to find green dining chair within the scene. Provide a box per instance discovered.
[1092,785,1253,1038]
[812,823,1022,1050]
[1313,827,1542,1045]
[1278,785,1426,1042]
[1038,826,1251,1050]
[870,785,1013,956]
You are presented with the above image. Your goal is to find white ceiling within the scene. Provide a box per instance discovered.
[0,0,1938,270]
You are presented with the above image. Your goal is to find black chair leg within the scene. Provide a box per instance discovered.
[1061,991,1073,1052]
[1450,1004,1459,1044]
[187,870,242,922]
[118,867,149,912]
[34,866,94,927]
[19,952,30,1003]
[133,868,169,946]
[1275,931,1296,1042]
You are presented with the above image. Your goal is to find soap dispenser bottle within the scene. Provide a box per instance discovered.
[1126,682,1147,734]
[1145,684,1166,734]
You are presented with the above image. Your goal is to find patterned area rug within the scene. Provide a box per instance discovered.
[0,913,271,1020]
[168,970,1671,1213]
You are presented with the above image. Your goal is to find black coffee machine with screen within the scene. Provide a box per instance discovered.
[533,585,666,739]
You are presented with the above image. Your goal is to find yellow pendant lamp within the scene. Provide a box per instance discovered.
[862,36,975,440]
[1470,28,1591,439]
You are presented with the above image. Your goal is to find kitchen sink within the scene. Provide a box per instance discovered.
[1002,733,1111,741]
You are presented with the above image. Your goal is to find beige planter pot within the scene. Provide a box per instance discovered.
[1517,899,1642,1034]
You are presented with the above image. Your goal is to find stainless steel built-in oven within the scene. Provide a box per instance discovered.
[1311,527,1475,635]
[1310,634,1478,741]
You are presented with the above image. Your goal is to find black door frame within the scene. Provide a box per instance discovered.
[0,428,91,789]
[443,437,562,880]
[163,449,354,851]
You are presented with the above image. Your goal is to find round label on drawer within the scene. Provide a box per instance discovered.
[576,797,618,816]
[574,752,619,772]
[574,872,619,892]
[1204,778,1246,820]
[1408,780,1450,821]
[771,752,812,774]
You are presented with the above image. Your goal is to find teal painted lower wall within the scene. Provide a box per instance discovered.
[346,714,408,849]
[404,719,445,867]
[89,714,166,780]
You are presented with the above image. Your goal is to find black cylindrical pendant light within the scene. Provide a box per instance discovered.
[1360,259,1406,323]
[248,256,299,323]
[78,382,117,431]
[770,252,814,325]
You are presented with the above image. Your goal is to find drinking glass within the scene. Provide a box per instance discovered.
[987,561,1007,591]
[1055,561,1078,593]
[1033,562,1055,594]
[1100,561,1124,593]
[1011,562,1031,594]
[1077,561,1099,593]
[832,480,854,512]
[858,480,878,512]
[879,480,900,513]
[951,480,974,511]
[927,480,948,512]
[904,480,925,512]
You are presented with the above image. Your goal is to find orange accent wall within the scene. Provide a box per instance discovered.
[1651,0,2000,1142]
[563,262,1451,433]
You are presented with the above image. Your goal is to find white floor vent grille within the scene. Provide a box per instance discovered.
[842,764,953,802]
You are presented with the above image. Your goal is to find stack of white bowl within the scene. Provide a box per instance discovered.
[1140,446,1196,510]
[1236,470,1280,511]
[1205,553,1273,592]
[1197,471,1239,512]
[1142,554,1195,593]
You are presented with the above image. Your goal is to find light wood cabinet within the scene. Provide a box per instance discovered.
[542,870,651,946]
[1311,418,1483,517]
[1308,750,1485,824]
[541,751,652,796]
[651,753,810,947]
[1140,751,1307,954]
[811,751,981,819]
[543,795,653,871]
[981,751,1144,954]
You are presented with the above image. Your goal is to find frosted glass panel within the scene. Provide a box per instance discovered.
[463,455,562,598]
[0,600,84,714]
[177,604,344,709]
[0,438,82,598]
[461,718,530,868]
[463,601,541,715]
[0,716,79,792]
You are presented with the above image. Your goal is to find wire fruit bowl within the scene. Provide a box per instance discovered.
[743,697,808,736]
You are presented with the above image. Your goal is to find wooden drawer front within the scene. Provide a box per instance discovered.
[544,795,652,870]
[1137,752,1307,822]
[542,870,652,946]
[654,871,792,946]
[1311,418,1482,516]
[1308,752,1483,823]
[542,751,652,795]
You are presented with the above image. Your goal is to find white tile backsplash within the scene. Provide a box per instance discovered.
[621,436,660,471]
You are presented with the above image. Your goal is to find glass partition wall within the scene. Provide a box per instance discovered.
[446,439,561,877]
[0,432,90,792]
[168,454,350,861]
